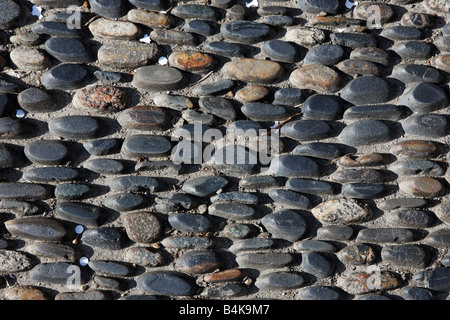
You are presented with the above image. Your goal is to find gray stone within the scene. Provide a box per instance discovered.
[0,250,34,273]
[241,103,289,121]
[132,65,186,92]
[0,183,50,200]
[414,267,450,291]
[330,33,377,48]
[192,80,235,97]
[424,229,450,247]
[31,21,80,38]
[176,250,224,274]
[317,225,354,241]
[402,113,448,138]
[44,37,92,63]
[150,29,196,45]
[392,41,432,60]
[56,202,102,227]
[337,243,376,265]
[339,120,392,147]
[199,97,236,121]
[223,224,254,239]
[229,238,277,253]
[262,40,299,63]
[25,243,78,262]
[0,0,21,29]
[109,176,159,193]
[331,169,389,183]
[273,88,305,106]
[256,271,304,290]
[269,189,311,209]
[298,0,342,14]
[0,144,17,168]
[55,183,91,201]
[129,0,170,11]
[81,227,124,250]
[286,178,334,195]
[88,260,134,277]
[261,209,307,242]
[182,176,228,197]
[5,217,73,241]
[49,115,99,140]
[168,213,213,233]
[356,228,415,243]
[30,262,88,284]
[301,252,334,278]
[236,252,293,269]
[400,287,433,300]
[304,44,344,66]
[312,199,372,224]
[301,94,341,120]
[154,193,194,213]
[83,159,125,175]
[393,64,443,84]
[203,41,243,57]
[201,283,248,297]
[90,0,126,19]
[399,82,447,113]
[104,193,145,212]
[98,41,159,69]
[389,159,444,176]
[343,104,403,121]
[208,202,256,220]
[137,271,198,296]
[172,4,218,21]
[18,88,59,113]
[293,240,337,253]
[83,139,120,156]
[381,26,422,40]
[121,135,172,158]
[41,63,88,90]
[381,245,428,268]
[161,236,214,249]
[259,15,293,26]
[293,142,341,160]
[124,247,165,267]
[220,21,271,44]
[183,20,214,36]
[270,155,321,178]
[153,94,194,111]
[341,183,387,199]
[281,120,332,141]
[296,286,340,300]
[340,76,391,105]
[22,167,79,183]
[211,191,258,205]
[378,198,428,211]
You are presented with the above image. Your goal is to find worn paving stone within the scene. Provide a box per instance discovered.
[199,97,236,120]
[31,21,80,38]
[298,0,342,14]
[90,0,126,19]
[89,18,140,40]
[343,104,403,121]
[222,59,284,84]
[293,142,341,160]
[25,243,78,262]
[296,286,340,300]
[261,209,307,241]
[41,63,88,90]
[176,250,224,274]
[169,51,215,73]
[339,120,392,147]
[5,286,48,300]
[209,202,256,220]
[236,252,293,269]
[98,41,159,69]
[132,65,186,91]
[330,33,377,48]
[284,27,326,47]
[137,271,198,296]
[381,245,428,268]
[118,106,168,131]
[168,213,213,233]
[341,76,391,105]
[18,88,59,113]
[81,227,124,250]
[5,217,73,241]
[337,244,376,265]
[349,47,390,66]
[399,82,447,113]
[338,271,402,295]
[44,37,92,63]
[83,138,121,156]
[353,2,394,23]
[150,29,196,45]
[399,177,445,198]
[392,41,432,60]
[301,252,334,278]
[56,202,102,227]
[312,199,372,224]
[356,228,415,243]
[121,134,172,158]
[104,193,145,212]
[336,59,381,76]
[24,139,66,166]
[221,21,271,44]
[262,40,299,63]
[241,103,289,121]
[289,64,342,93]
[23,167,79,183]
[381,26,422,41]
[10,47,50,71]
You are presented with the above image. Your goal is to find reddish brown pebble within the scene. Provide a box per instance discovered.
[168,51,215,73]
[73,85,128,112]
[123,212,162,244]
[222,58,284,84]
[337,153,390,167]
[289,64,342,93]
[204,268,248,283]
[235,85,270,103]
[5,286,48,300]
[390,141,441,159]
[353,3,394,23]
[336,59,380,76]
[399,177,445,198]
[338,271,402,295]
[117,105,168,131]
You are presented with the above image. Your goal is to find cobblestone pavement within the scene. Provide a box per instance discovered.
[0,0,449,300]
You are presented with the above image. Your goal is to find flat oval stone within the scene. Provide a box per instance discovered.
[221,21,271,44]
[399,177,444,198]
[55,183,91,200]
[256,271,304,290]
[381,245,428,268]
[44,37,92,63]
[298,0,342,14]
[343,104,403,120]
[83,138,120,156]
[123,212,161,244]
[182,176,228,197]
[273,88,305,106]
[98,41,159,69]
[261,209,307,242]
[208,202,256,220]
[424,229,450,247]
[241,103,289,121]
[393,65,443,85]
[261,40,299,63]
[304,44,345,66]
[284,27,326,47]
[89,18,140,40]
[73,85,128,112]
[269,189,311,209]
[203,41,243,57]
[392,41,431,60]
[312,199,372,224]
[381,26,422,40]
[154,94,194,111]
[389,159,444,176]
[169,51,215,74]
[89,260,133,277]
[124,247,165,266]
[18,88,59,113]
[121,135,172,158]
[317,225,353,241]
[400,287,433,300]
[301,94,341,120]
[350,47,390,66]
[223,224,254,239]
[0,183,50,200]
[342,183,387,199]
[286,178,334,195]
[183,20,214,36]
[301,252,334,278]
[337,244,376,265]
[176,250,224,274]
[161,236,213,249]
[49,115,100,140]
[0,250,34,273]
[289,64,342,93]
[127,9,174,28]
[269,155,321,178]
[222,59,284,84]
[132,65,185,91]
[172,4,218,21]
[5,217,73,241]
[294,240,337,253]
[399,82,447,113]
[229,238,277,253]
[83,159,125,175]
[356,228,415,243]
[25,243,78,262]
[81,227,123,250]
[150,29,196,45]
[168,213,212,233]
[201,283,247,298]
[353,2,393,23]
[338,271,402,295]
[109,176,159,193]
[402,113,448,138]
[10,32,43,46]
[385,210,434,228]
[330,32,377,48]
[0,144,17,168]
[192,79,235,97]
[10,47,50,71]
[337,153,390,167]
[30,262,87,284]
[293,143,341,160]
[104,193,145,212]
[56,202,102,227]
[55,290,110,300]
[90,0,125,19]
[339,120,392,147]
[199,97,235,120]
[31,21,80,38]
[391,140,441,159]
[336,59,381,76]
[378,198,428,211]
[236,252,293,269]
[137,271,198,296]
[281,120,331,141]
[331,169,389,183]
[204,269,248,283]
[23,167,79,182]
[414,267,450,291]
[239,176,279,189]
[341,76,391,105]
[5,286,47,300]
[40,63,88,90]
[296,286,340,300]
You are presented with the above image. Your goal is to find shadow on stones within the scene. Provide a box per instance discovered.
[19,118,49,139]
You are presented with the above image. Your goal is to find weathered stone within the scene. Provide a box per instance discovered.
[132,65,186,91]
[73,86,128,112]
[83,138,120,156]
[424,229,450,247]
[208,202,256,220]
[22,167,79,182]
[182,176,228,197]
[337,244,376,265]
[169,51,215,73]
[312,199,372,224]
[236,252,293,269]
[284,27,326,47]
[336,59,381,76]
[350,47,390,66]
[89,18,140,40]
[176,250,224,274]
[55,290,110,300]
[150,29,196,45]
[201,283,248,297]
[204,269,248,283]
[261,210,307,242]
[381,245,428,268]
[378,198,428,211]
[289,64,341,93]
[356,228,415,243]
[341,183,387,199]
[81,227,124,250]
[161,236,214,249]
[256,271,304,290]
[261,40,299,63]
[269,155,321,178]
[353,2,394,23]
[317,225,353,241]
[330,169,389,183]
[296,286,340,300]
[269,189,311,209]
[339,120,392,147]
[121,134,172,158]
[293,240,336,253]
[154,94,194,111]
[389,160,444,176]
[44,37,92,63]
[98,41,159,69]
[399,177,444,198]
[223,224,254,239]
[301,252,334,278]
[401,12,433,28]
[41,63,88,90]
[341,76,391,105]
[118,106,168,131]
[414,267,450,291]
[221,21,271,44]
[30,262,88,284]
[5,286,47,300]
[25,243,78,262]
[241,103,290,121]
[286,178,334,195]
[0,250,34,273]
[343,104,403,121]
[18,88,59,113]
[399,82,447,113]
[31,21,80,38]
[168,213,212,233]
[104,193,145,212]
[434,202,450,224]
[402,113,448,138]
[392,41,432,60]
[199,97,235,120]
[391,140,441,159]
[222,59,284,84]
[330,32,377,48]
[301,94,341,120]
[56,202,102,227]
[172,4,218,21]
[203,41,243,57]
[124,247,165,267]
[338,271,402,295]
[0,183,50,200]
[298,0,342,14]
[281,120,332,141]
[381,26,422,41]
[337,153,390,168]
[49,115,99,140]
[90,0,126,19]
[239,176,279,189]
[137,271,198,296]
[192,79,235,96]
[10,47,49,71]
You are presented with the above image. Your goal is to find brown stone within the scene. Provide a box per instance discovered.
[123,212,162,244]
[222,59,284,84]
[5,286,48,300]
[399,177,445,198]
[73,85,128,112]
[353,3,394,23]
[10,47,49,71]
[433,54,450,73]
[311,16,364,26]
[117,105,168,131]
[336,59,380,76]
[89,18,140,40]
[235,85,270,103]
[390,140,441,159]
[337,244,376,265]
[289,64,342,93]
[338,271,402,295]
[168,51,215,73]
[337,153,390,167]
[311,199,372,224]
[204,268,248,283]
[127,9,175,29]
[98,41,159,69]
[284,27,326,47]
